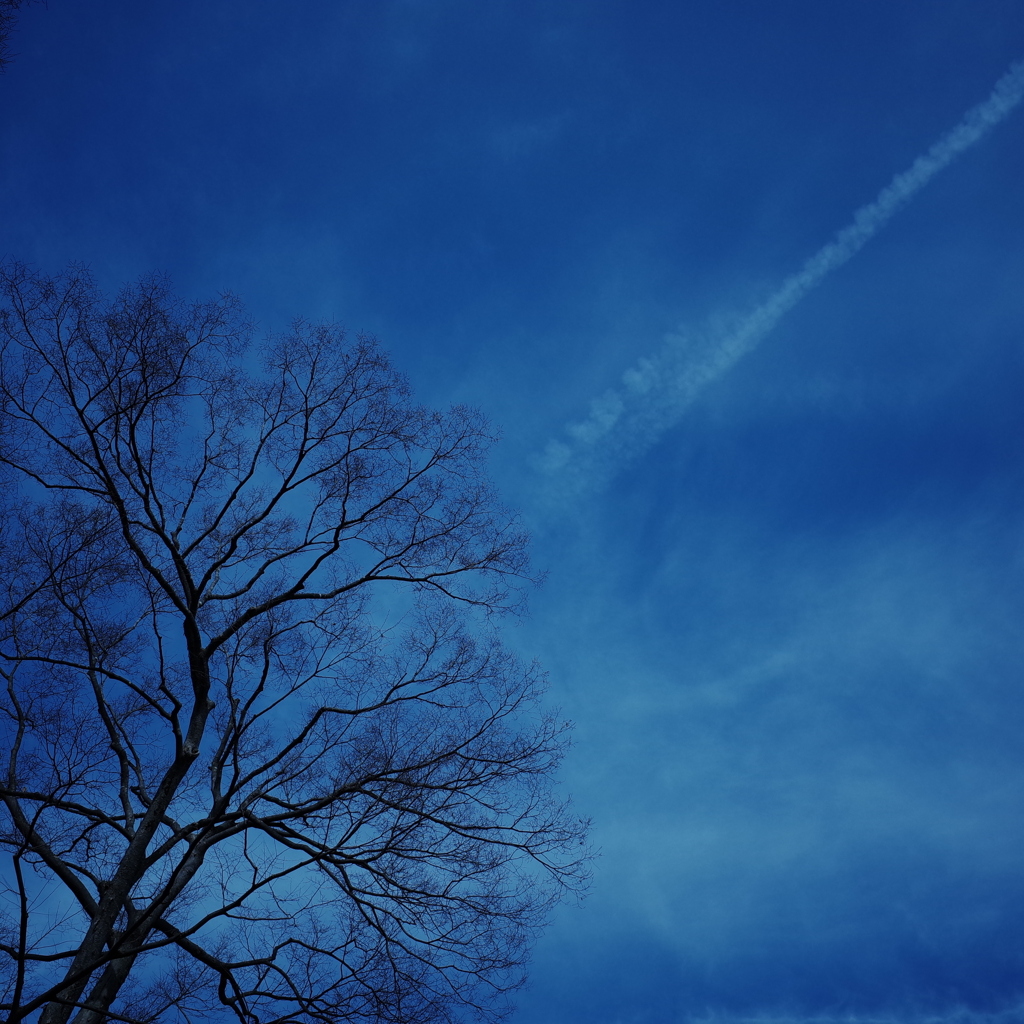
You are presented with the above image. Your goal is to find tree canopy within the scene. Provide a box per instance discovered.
[0,263,587,1024]
[0,0,36,73]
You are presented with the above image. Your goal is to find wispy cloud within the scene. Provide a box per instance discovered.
[686,1009,1024,1024]
[537,59,1024,502]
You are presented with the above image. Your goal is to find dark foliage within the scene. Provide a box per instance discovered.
[0,0,39,74]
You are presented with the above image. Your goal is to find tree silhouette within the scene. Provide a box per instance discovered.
[0,263,587,1024]
[0,0,37,74]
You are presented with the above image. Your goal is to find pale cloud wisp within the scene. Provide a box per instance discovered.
[538,59,1024,501]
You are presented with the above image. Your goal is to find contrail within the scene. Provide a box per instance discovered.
[538,59,1024,502]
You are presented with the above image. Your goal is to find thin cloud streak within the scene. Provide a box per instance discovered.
[538,59,1024,502]
[687,1009,1024,1024]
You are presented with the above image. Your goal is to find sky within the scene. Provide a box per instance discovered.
[3,2,1024,1022]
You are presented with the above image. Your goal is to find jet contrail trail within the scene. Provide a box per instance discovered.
[539,59,1024,502]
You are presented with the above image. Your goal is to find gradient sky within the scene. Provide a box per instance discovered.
[4,3,1024,1022]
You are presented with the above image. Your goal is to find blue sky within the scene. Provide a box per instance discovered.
[4,2,1024,1021]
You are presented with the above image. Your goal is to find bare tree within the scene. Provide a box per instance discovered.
[0,0,39,74]
[0,263,587,1024]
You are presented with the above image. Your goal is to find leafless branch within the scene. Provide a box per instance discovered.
[0,263,588,1024]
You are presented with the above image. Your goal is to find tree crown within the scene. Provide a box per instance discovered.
[0,263,587,1024]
